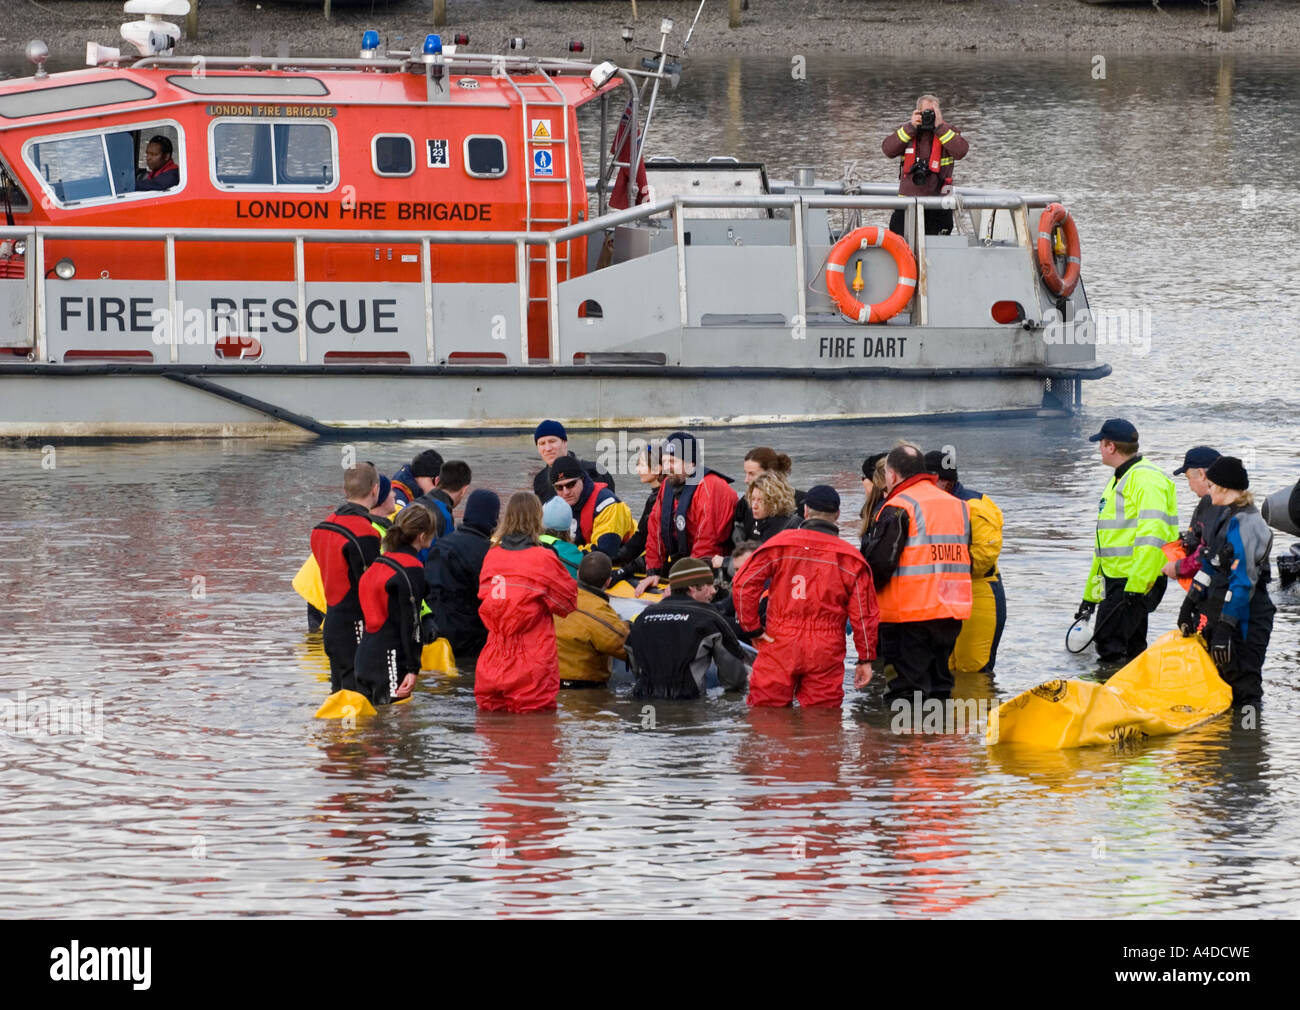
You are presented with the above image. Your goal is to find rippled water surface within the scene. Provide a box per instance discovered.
[1,52,1299,917]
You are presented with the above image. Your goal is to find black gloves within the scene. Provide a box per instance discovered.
[1074,600,1096,622]
[1177,597,1199,637]
[420,613,440,644]
[1210,623,1235,668]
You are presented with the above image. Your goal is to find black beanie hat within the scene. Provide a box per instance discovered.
[924,449,958,483]
[663,431,700,467]
[862,452,887,479]
[549,455,584,483]
[411,449,444,479]
[462,489,500,532]
[1206,456,1248,492]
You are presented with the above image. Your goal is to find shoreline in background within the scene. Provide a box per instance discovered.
[3,0,1298,67]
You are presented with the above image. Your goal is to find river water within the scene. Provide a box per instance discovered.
[1,52,1298,917]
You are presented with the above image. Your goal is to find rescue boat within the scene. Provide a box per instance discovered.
[0,2,1109,439]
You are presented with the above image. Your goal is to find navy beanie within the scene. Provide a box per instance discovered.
[804,485,840,513]
[463,489,501,532]
[534,419,568,443]
[663,430,700,467]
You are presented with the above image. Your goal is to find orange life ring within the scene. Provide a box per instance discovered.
[1035,203,1081,297]
[826,226,917,324]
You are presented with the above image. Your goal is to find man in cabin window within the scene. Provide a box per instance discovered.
[882,95,968,236]
[137,135,179,192]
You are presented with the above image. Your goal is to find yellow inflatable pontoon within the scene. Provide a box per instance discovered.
[988,631,1231,749]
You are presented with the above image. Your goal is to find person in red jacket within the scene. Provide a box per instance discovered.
[476,492,579,713]
[636,430,737,596]
[310,463,383,692]
[355,505,435,705]
[735,486,879,708]
[882,94,969,236]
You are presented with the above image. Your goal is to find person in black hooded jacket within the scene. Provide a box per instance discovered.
[423,489,500,659]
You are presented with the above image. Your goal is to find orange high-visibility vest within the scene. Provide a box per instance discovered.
[874,478,973,623]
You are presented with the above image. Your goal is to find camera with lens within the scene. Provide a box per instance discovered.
[920,108,936,131]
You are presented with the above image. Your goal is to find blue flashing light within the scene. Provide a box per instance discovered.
[361,29,380,51]
[423,34,443,56]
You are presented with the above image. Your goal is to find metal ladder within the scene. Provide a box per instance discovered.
[499,66,574,322]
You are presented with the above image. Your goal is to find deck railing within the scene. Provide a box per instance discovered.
[0,187,1060,365]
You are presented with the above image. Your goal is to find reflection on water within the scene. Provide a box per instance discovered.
[1,51,1299,916]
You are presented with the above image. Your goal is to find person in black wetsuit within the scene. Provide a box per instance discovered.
[310,463,383,692]
[423,489,500,660]
[627,557,750,699]
[355,505,436,705]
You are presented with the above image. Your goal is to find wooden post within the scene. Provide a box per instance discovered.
[434,0,446,28]
[729,0,741,29]
[324,0,331,22]
[185,0,198,41]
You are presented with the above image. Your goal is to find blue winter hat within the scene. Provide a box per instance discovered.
[542,495,572,532]
[376,474,392,503]
[534,419,568,443]
[463,489,500,532]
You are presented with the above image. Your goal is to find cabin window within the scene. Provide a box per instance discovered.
[372,134,414,178]
[23,122,183,206]
[166,75,329,97]
[464,135,507,178]
[0,80,154,119]
[211,120,337,191]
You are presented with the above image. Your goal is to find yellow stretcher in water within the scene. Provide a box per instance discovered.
[988,631,1232,749]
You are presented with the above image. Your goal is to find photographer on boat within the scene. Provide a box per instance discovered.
[882,95,968,236]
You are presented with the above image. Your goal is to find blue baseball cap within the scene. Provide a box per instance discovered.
[1173,446,1220,476]
[1088,418,1138,443]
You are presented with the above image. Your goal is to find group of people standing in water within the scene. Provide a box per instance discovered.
[305,417,1293,717]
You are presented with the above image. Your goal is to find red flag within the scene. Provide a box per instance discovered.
[609,98,648,210]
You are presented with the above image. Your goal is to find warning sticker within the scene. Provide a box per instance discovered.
[532,149,554,177]
[427,139,449,168]
[531,118,552,143]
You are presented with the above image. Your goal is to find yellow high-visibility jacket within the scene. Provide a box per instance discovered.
[1084,457,1178,602]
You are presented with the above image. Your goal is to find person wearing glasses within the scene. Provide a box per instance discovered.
[548,455,636,561]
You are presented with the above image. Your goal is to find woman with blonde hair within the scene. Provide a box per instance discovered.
[476,492,578,712]
[859,453,888,539]
[748,472,800,543]
[734,446,805,541]
[1176,456,1275,707]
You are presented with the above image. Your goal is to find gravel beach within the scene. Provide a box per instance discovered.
[5,0,1299,66]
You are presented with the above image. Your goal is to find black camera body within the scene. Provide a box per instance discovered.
[920,108,936,131]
